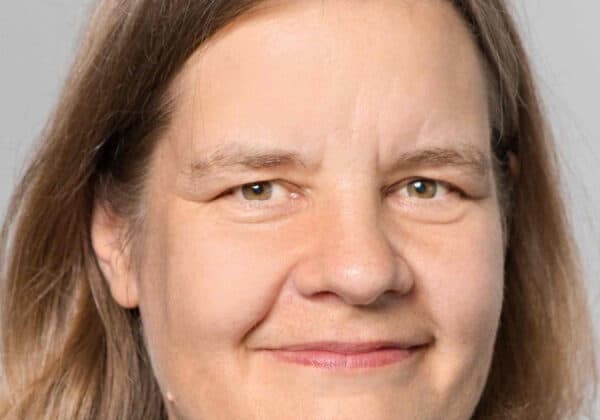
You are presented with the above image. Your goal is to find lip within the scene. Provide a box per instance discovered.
[264,341,430,369]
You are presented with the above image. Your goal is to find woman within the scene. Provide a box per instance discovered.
[0,0,597,419]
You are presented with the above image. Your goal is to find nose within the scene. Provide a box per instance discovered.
[293,187,414,306]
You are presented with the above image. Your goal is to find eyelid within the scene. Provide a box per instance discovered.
[213,177,472,225]
[220,179,296,206]
[220,177,464,204]
[390,177,464,199]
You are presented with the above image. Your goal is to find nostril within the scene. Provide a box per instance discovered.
[312,291,341,303]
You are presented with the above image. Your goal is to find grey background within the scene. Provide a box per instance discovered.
[1,0,599,415]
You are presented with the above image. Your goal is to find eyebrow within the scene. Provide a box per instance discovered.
[393,144,491,178]
[185,141,490,180]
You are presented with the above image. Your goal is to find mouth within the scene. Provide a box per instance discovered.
[263,341,431,370]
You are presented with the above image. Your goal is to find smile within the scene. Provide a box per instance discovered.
[264,343,430,370]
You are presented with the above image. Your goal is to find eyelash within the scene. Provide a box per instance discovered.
[218,178,466,209]
[386,178,464,200]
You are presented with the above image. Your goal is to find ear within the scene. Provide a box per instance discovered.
[91,202,139,308]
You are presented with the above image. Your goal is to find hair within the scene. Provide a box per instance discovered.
[0,0,597,419]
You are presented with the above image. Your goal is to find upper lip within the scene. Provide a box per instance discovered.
[266,340,430,354]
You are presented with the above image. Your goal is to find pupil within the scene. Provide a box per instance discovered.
[414,181,427,193]
[242,182,272,200]
[251,184,264,194]
[409,180,436,198]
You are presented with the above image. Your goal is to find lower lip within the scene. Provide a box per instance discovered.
[268,347,423,369]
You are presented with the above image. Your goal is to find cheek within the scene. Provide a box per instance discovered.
[403,203,505,394]
[138,199,296,350]
[420,231,503,338]
[441,221,503,341]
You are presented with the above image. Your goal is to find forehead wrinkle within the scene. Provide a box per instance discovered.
[169,0,492,185]
[181,139,490,183]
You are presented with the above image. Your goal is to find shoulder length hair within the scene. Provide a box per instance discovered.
[1,1,597,419]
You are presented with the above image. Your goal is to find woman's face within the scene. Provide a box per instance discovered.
[97,0,506,419]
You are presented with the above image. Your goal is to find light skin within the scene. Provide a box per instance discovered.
[92,0,512,419]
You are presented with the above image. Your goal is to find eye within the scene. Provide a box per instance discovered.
[221,180,297,207]
[385,178,467,222]
[213,179,303,222]
[239,181,275,201]
[390,178,465,203]
[399,179,452,199]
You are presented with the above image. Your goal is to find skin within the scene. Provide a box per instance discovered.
[92,0,512,418]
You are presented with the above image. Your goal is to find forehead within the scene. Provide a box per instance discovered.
[164,0,490,169]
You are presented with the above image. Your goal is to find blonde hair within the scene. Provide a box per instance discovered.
[1,1,597,419]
